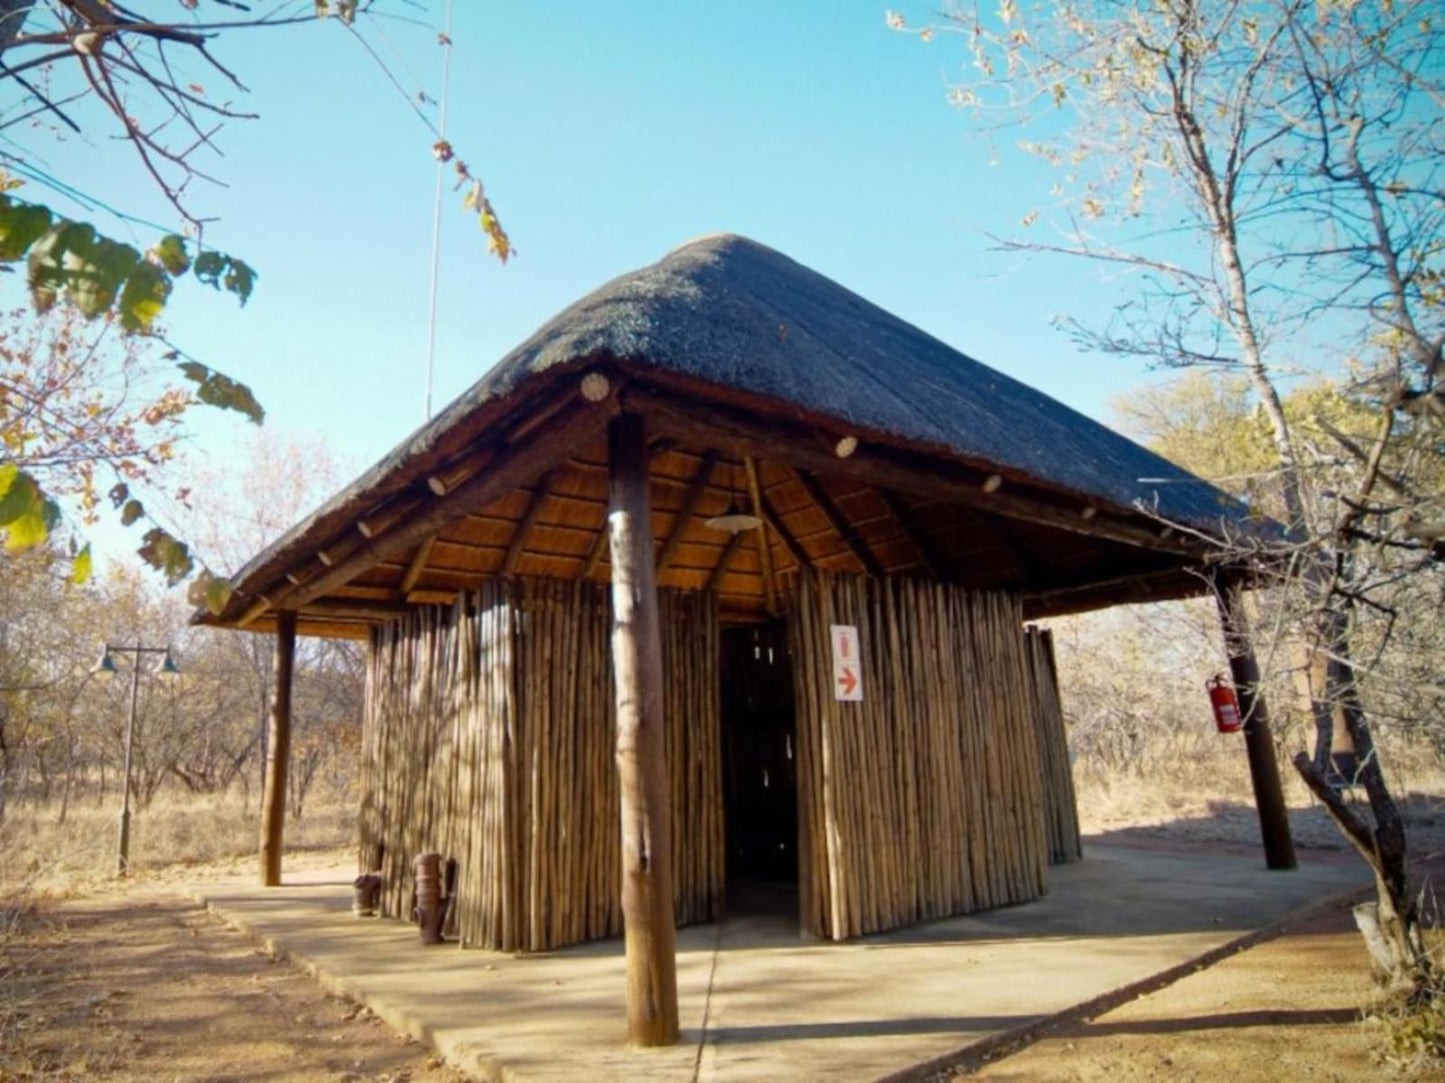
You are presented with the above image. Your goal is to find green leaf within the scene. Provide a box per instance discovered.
[0,196,53,261]
[4,496,58,551]
[26,221,142,319]
[71,543,93,585]
[0,465,38,526]
[119,260,171,332]
[193,250,257,305]
[187,571,235,615]
[177,360,265,424]
[137,527,194,585]
[206,576,234,615]
[120,498,145,527]
[152,234,190,276]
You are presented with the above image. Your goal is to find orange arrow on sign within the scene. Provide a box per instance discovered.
[838,667,858,696]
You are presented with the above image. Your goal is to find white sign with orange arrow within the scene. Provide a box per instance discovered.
[830,624,863,702]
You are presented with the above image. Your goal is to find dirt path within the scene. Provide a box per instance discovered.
[1,887,469,1083]
[952,855,1445,1083]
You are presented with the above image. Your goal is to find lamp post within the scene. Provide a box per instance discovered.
[93,643,179,876]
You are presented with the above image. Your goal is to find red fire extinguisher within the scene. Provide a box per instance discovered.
[1206,674,1243,734]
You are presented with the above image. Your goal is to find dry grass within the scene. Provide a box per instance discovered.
[0,790,354,898]
[0,786,359,1079]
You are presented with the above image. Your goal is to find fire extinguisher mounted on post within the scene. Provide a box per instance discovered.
[1206,674,1243,734]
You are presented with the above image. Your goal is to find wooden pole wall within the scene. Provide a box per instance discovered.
[789,570,1050,940]
[357,579,721,954]
[259,610,296,887]
[1024,627,1081,864]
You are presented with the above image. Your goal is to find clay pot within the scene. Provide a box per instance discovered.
[352,872,382,917]
[414,852,444,944]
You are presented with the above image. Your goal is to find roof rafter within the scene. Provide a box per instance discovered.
[877,488,950,581]
[627,384,1198,558]
[704,530,747,592]
[502,467,558,575]
[655,450,719,573]
[790,467,884,577]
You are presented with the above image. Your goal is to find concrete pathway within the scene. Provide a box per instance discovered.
[194,845,1366,1081]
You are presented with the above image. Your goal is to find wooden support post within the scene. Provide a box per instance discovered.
[583,438,676,579]
[1216,582,1297,871]
[259,610,297,887]
[606,413,680,1047]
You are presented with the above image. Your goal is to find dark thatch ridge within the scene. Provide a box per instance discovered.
[204,233,1249,617]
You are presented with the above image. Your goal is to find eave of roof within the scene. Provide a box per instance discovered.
[195,234,1272,630]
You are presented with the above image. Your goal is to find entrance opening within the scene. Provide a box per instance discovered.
[721,620,798,916]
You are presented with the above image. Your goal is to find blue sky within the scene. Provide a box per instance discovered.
[7,2,1209,564]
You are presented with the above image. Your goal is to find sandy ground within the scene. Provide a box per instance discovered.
[1,834,1439,1080]
[965,899,1385,1082]
[957,856,1445,1083]
[0,880,470,1082]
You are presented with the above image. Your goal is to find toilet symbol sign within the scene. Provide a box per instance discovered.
[830,624,863,702]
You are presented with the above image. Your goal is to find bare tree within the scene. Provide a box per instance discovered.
[894,0,1442,991]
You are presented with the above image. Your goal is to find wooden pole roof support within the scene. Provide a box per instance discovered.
[288,400,609,609]
[743,456,777,614]
[757,489,809,569]
[259,610,296,887]
[704,530,746,592]
[655,450,719,573]
[791,467,884,577]
[877,488,949,581]
[627,385,1198,556]
[582,438,677,579]
[1215,580,1297,870]
[502,468,557,575]
[398,537,437,598]
[606,412,680,1046]
[237,595,271,629]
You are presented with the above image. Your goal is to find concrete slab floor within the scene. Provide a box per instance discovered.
[194,844,1367,1082]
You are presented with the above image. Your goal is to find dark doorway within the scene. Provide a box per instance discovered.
[720,621,798,888]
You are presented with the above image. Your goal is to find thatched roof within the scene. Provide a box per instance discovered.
[199,234,1254,636]
[464,233,1234,527]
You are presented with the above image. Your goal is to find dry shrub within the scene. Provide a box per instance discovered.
[1,783,355,897]
[1049,598,1445,850]
[1370,912,1445,1075]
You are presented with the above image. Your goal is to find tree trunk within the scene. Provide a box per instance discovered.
[1293,749,1428,995]
[606,412,680,1047]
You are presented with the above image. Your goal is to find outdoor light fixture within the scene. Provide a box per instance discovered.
[93,641,182,875]
[704,459,762,535]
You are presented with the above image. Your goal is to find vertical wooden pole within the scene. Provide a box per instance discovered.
[1216,581,1297,871]
[606,412,680,1047]
[260,611,297,887]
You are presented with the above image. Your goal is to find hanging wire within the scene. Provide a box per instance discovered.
[423,0,455,422]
